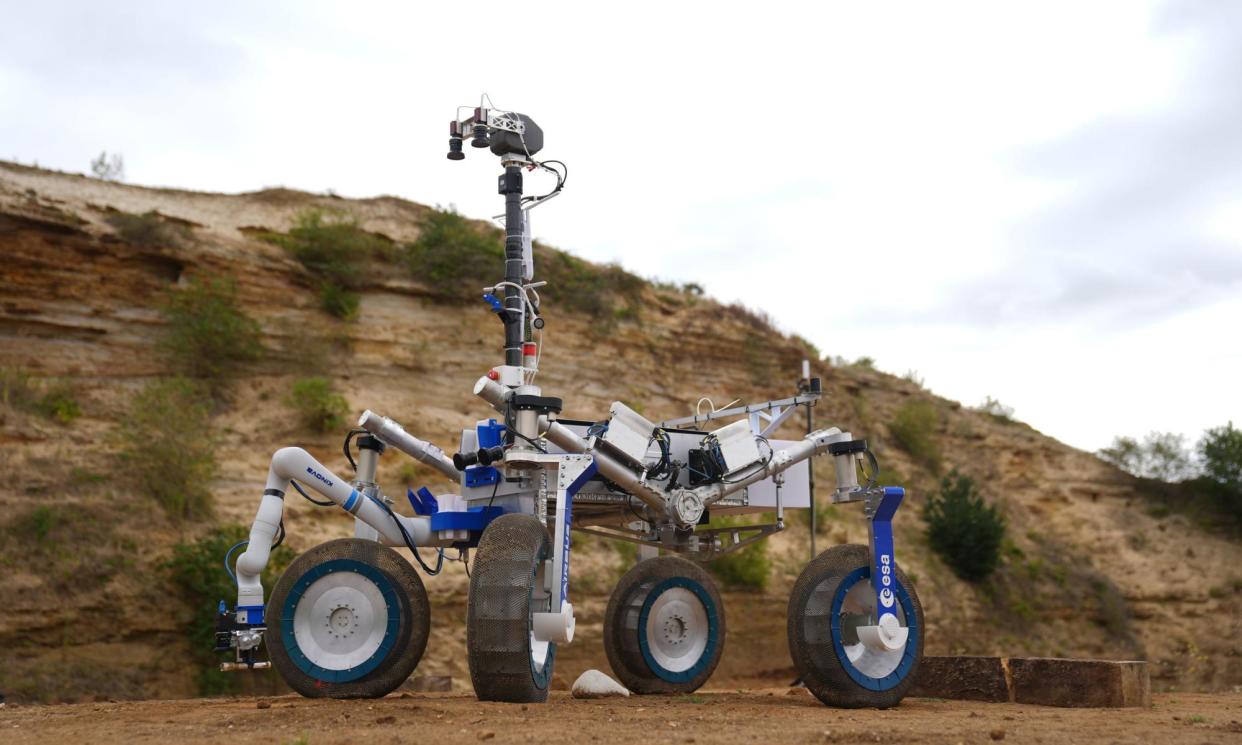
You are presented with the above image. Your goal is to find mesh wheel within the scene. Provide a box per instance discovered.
[603,555,725,694]
[467,514,556,703]
[787,543,923,708]
[266,538,430,699]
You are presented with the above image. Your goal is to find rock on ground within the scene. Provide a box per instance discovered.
[571,669,629,699]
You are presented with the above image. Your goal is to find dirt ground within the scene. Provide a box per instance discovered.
[3,690,1240,745]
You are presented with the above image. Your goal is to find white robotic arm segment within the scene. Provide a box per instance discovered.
[234,447,436,611]
[357,410,460,481]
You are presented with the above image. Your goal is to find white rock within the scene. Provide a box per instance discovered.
[571,669,630,699]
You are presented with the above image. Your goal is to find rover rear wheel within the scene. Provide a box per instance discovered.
[603,555,725,694]
[266,538,430,699]
[787,543,923,708]
[467,514,557,703]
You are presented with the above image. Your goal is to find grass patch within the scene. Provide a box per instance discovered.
[265,209,391,319]
[889,400,941,471]
[105,209,189,247]
[287,376,349,432]
[165,525,294,695]
[1,367,83,423]
[116,377,216,520]
[160,273,262,392]
[0,504,137,592]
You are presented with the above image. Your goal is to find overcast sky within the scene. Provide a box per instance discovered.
[2,1,1239,453]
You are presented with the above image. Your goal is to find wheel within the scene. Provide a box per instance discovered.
[266,538,430,698]
[467,514,557,703]
[603,555,726,694]
[787,544,923,708]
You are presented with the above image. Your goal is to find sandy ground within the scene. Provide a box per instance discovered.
[3,690,1241,745]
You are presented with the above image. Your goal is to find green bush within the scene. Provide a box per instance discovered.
[160,274,262,391]
[403,207,504,302]
[269,209,390,319]
[923,470,1005,582]
[116,377,216,520]
[34,384,82,423]
[165,525,294,695]
[105,209,189,247]
[890,400,941,471]
[287,376,349,432]
[707,517,770,590]
[1198,421,1242,516]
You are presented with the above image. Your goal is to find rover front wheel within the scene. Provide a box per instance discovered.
[603,555,725,694]
[467,514,557,703]
[787,543,923,708]
[266,538,431,698]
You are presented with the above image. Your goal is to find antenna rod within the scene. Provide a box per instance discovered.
[500,163,525,366]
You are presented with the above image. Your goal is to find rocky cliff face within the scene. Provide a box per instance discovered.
[1,161,1238,702]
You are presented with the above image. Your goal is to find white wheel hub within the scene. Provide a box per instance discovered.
[293,571,390,671]
[839,580,907,678]
[645,587,709,673]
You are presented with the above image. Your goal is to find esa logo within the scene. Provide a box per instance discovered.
[878,554,895,608]
[306,466,333,488]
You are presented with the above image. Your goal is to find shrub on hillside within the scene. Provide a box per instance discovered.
[287,376,348,432]
[536,246,645,322]
[403,207,504,302]
[890,400,941,471]
[975,395,1016,424]
[33,384,81,423]
[268,209,390,319]
[923,470,1005,582]
[160,274,262,390]
[117,377,216,520]
[165,525,293,695]
[1098,431,1195,482]
[105,209,187,247]
[707,517,771,590]
[1198,421,1242,515]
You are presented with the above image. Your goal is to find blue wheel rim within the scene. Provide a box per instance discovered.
[828,566,919,691]
[280,558,401,683]
[637,576,720,683]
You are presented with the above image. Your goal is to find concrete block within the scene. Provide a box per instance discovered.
[908,656,1009,702]
[1007,657,1150,708]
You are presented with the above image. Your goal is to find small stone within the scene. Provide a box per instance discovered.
[478,732,496,741]
[990,728,1006,741]
[376,715,396,725]
[256,701,271,710]
[571,670,630,699]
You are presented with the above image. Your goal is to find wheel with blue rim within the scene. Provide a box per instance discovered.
[603,555,725,694]
[787,543,923,708]
[467,514,557,703]
[266,538,430,698]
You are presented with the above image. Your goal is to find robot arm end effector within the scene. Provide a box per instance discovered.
[810,428,876,502]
